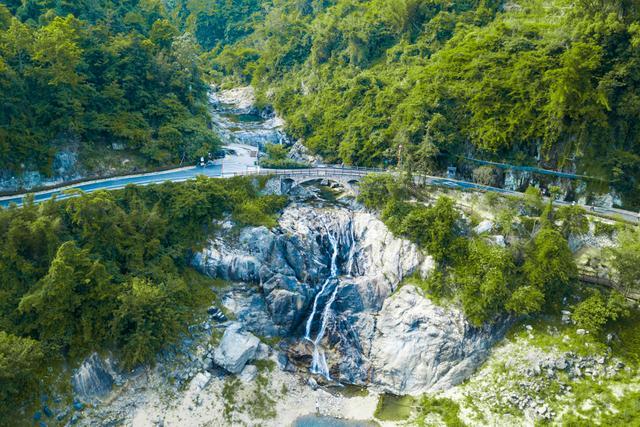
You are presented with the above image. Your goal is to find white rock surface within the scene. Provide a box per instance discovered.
[474,220,494,235]
[370,285,504,395]
[214,86,256,110]
[213,323,261,374]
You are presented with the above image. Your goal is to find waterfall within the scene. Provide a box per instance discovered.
[345,220,356,277]
[304,223,341,379]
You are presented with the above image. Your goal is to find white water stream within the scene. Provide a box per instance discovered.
[304,226,341,379]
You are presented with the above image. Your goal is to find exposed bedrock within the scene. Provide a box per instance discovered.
[193,203,506,394]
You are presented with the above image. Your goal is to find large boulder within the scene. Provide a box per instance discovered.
[213,323,261,374]
[72,353,115,400]
[370,286,506,395]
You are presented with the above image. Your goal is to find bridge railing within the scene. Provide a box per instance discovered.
[221,166,386,178]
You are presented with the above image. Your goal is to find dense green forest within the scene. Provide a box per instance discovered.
[200,0,640,208]
[0,176,286,418]
[358,173,638,327]
[3,0,639,206]
[0,0,217,175]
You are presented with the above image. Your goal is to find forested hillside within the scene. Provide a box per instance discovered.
[204,0,640,208]
[0,0,216,176]
[0,176,286,418]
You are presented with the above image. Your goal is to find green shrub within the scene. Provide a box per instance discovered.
[358,174,404,210]
[0,332,44,418]
[416,395,465,427]
[594,221,617,237]
[572,290,630,335]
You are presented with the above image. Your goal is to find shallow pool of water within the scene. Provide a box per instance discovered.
[292,415,379,427]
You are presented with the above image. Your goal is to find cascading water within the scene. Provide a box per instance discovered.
[304,223,341,379]
[345,221,356,277]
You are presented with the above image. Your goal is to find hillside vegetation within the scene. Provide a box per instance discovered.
[0,0,217,175]
[204,0,640,208]
[0,176,286,419]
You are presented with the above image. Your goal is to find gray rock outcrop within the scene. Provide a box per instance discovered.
[370,285,506,394]
[212,323,261,374]
[72,353,115,400]
[195,203,505,393]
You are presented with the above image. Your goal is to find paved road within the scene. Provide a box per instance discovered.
[0,143,259,208]
[1,152,638,224]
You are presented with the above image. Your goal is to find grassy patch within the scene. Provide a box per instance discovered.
[222,376,241,422]
[253,359,276,373]
[416,395,465,427]
[374,394,415,421]
[248,373,277,419]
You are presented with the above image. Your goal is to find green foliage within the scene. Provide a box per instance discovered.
[368,178,586,323]
[572,290,630,335]
[113,277,188,369]
[523,227,577,310]
[18,241,113,356]
[457,239,514,326]
[416,395,465,427]
[606,226,640,296]
[523,186,544,216]
[259,143,310,169]
[594,221,617,237]
[357,174,405,210]
[0,1,217,174]
[0,176,287,412]
[0,331,44,418]
[396,196,464,263]
[200,0,640,207]
[557,205,589,239]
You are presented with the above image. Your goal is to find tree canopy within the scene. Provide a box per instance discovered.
[0,1,217,175]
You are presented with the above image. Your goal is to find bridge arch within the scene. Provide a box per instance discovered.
[277,173,362,194]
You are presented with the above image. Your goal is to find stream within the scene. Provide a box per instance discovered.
[209,90,289,150]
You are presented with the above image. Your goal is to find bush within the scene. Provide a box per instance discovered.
[572,290,630,335]
[113,277,190,369]
[0,332,44,418]
[523,227,577,310]
[457,239,514,326]
[358,174,404,210]
[594,221,617,237]
[397,197,465,263]
[259,158,310,169]
[416,395,465,427]
[260,143,309,169]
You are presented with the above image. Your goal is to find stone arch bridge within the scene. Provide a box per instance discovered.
[225,166,383,194]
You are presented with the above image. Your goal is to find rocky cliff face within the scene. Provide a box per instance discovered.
[370,286,507,394]
[194,200,506,394]
[209,86,289,149]
[0,148,83,192]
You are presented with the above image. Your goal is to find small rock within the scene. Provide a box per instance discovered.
[239,365,258,383]
[56,409,69,421]
[308,377,318,390]
[203,357,213,369]
[576,329,587,335]
[43,405,53,417]
[192,371,211,391]
[474,220,494,235]
[525,325,533,331]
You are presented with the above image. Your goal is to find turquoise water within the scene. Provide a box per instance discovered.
[292,415,379,427]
